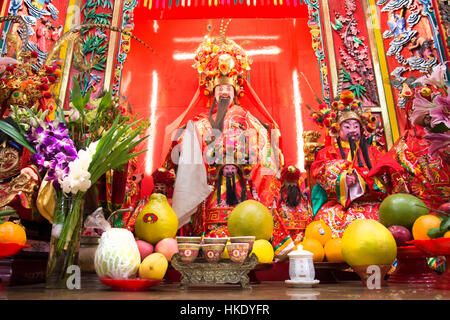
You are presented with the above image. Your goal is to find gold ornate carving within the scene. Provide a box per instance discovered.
[302,131,324,166]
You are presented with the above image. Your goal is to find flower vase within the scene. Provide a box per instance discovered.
[46,191,85,289]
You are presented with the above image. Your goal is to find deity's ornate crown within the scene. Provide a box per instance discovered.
[192,20,251,97]
[206,138,256,181]
[311,90,378,137]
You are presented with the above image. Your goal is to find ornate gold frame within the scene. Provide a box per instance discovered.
[102,0,122,93]
[320,0,400,150]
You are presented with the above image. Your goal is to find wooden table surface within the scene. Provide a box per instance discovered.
[1,274,449,301]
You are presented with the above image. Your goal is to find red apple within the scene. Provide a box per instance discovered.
[155,238,179,261]
[136,240,154,261]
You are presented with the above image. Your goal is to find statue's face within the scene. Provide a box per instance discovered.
[222,164,238,177]
[339,119,361,142]
[153,183,168,195]
[214,84,234,102]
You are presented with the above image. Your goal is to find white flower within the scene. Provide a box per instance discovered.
[59,141,99,194]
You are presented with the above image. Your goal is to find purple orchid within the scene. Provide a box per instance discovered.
[27,121,78,189]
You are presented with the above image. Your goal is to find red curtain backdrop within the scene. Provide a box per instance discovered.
[122,7,324,195]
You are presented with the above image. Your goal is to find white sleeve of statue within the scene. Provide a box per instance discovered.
[172,120,213,227]
[347,170,364,203]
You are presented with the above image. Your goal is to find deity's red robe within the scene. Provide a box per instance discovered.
[179,104,283,236]
[311,140,389,237]
[272,193,313,258]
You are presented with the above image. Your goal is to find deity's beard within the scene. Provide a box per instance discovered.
[209,97,231,132]
[225,174,239,206]
[341,134,372,170]
[216,171,247,206]
[281,185,301,208]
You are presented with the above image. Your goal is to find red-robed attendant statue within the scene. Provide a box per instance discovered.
[309,91,395,237]
[272,165,313,258]
[161,23,283,232]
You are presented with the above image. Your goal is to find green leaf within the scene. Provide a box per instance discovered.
[430,122,449,133]
[427,227,445,239]
[343,69,352,83]
[440,217,450,232]
[346,84,367,99]
[55,102,66,124]
[71,80,86,113]
[0,209,16,217]
[83,88,93,107]
[98,91,112,114]
[0,120,36,154]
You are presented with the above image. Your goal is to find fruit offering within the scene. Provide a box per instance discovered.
[250,239,274,263]
[324,238,345,263]
[0,221,27,245]
[304,221,332,246]
[388,225,412,246]
[95,228,141,279]
[227,200,274,240]
[379,193,429,229]
[341,219,397,267]
[300,238,324,262]
[139,253,168,280]
[134,193,179,244]
[155,238,179,261]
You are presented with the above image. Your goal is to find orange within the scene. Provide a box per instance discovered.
[0,221,27,245]
[412,215,441,240]
[324,238,345,263]
[443,231,450,238]
[301,238,324,262]
[304,221,332,246]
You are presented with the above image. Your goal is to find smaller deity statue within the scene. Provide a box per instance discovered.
[271,165,313,259]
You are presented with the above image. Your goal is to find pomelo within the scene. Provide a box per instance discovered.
[227,200,274,240]
[341,219,397,267]
[378,193,429,229]
[134,193,179,244]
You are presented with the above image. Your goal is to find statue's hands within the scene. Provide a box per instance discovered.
[381,171,391,185]
[345,172,357,187]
